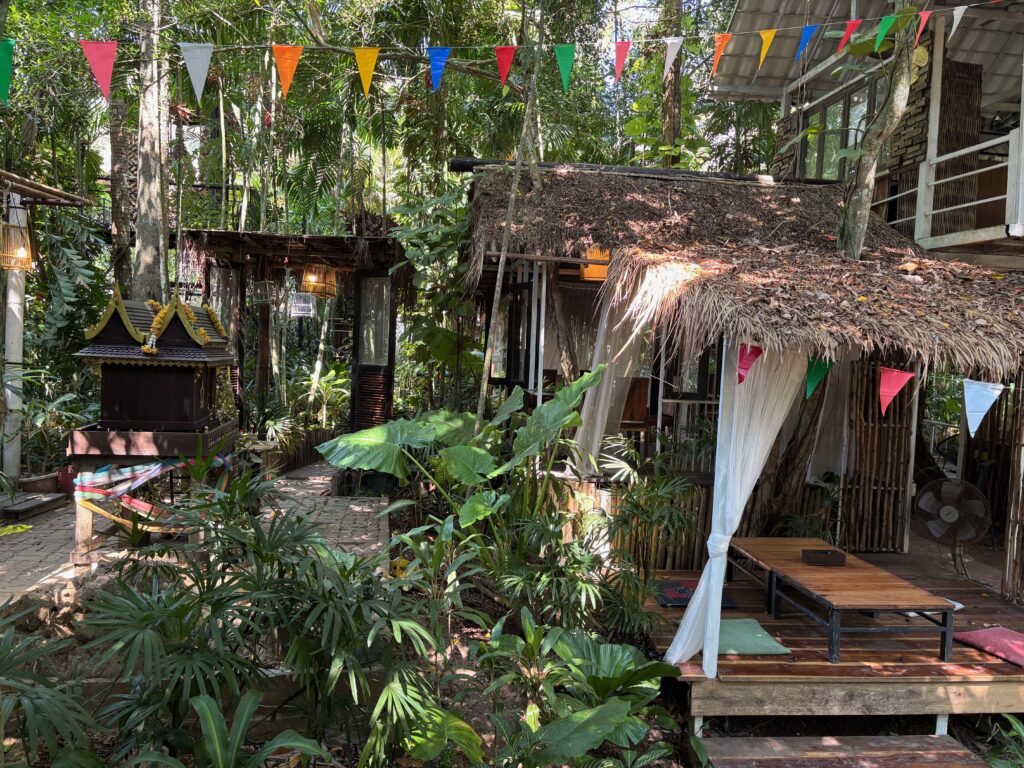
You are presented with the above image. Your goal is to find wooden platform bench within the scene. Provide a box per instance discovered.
[701,734,986,767]
[729,538,955,663]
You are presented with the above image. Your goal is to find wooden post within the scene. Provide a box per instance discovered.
[256,259,271,402]
[73,461,94,575]
[902,363,922,552]
[3,194,27,481]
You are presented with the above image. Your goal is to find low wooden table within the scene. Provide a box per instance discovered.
[728,537,954,663]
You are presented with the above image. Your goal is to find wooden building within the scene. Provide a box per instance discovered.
[712,0,1024,270]
[179,229,406,431]
[462,160,1024,740]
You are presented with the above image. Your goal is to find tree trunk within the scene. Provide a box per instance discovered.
[109,97,135,291]
[133,0,166,302]
[840,1,914,259]
[660,0,681,168]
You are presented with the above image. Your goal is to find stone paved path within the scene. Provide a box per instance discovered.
[0,462,389,605]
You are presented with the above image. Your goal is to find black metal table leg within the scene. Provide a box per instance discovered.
[768,571,778,617]
[940,610,954,661]
[828,609,841,663]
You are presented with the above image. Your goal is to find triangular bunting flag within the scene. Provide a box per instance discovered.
[949,6,967,42]
[737,344,763,384]
[795,24,818,62]
[354,47,380,97]
[554,44,575,92]
[875,15,898,51]
[495,45,516,85]
[758,29,776,70]
[426,46,451,90]
[915,11,933,47]
[272,44,303,99]
[614,40,631,82]
[963,379,1005,438]
[80,40,117,100]
[838,19,862,53]
[712,33,731,78]
[806,358,833,400]
[663,37,683,81]
[879,367,915,415]
[179,43,213,104]
[0,39,13,105]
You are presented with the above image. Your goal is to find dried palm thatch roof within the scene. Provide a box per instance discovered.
[468,165,1024,379]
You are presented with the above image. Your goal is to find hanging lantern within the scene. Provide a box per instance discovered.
[579,247,609,281]
[289,292,317,318]
[251,280,277,305]
[0,223,32,271]
[300,264,337,298]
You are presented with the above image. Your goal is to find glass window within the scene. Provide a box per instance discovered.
[803,111,820,178]
[489,297,508,378]
[822,101,843,179]
[848,86,868,153]
[358,277,391,366]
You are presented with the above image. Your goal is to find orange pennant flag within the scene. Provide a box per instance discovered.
[353,47,380,97]
[712,33,732,78]
[758,29,776,69]
[272,45,303,99]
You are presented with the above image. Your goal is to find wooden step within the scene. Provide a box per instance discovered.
[1,491,66,520]
[701,735,986,767]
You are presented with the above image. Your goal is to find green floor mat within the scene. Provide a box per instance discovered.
[718,618,791,655]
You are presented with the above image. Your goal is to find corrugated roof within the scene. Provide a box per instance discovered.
[715,0,1024,113]
[74,344,235,365]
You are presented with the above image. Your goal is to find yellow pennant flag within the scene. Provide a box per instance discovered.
[353,47,380,97]
[758,29,776,69]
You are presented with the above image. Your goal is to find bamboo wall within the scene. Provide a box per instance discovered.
[1001,369,1024,604]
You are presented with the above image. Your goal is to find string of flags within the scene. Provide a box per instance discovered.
[0,1,995,106]
[740,349,1008,432]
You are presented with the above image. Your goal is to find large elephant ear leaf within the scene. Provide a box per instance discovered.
[530,698,631,764]
[421,409,477,447]
[490,385,525,426]
[440,445,498,486]
[317,419,436,482]
[459,490,510,527]
[405,707,484,765]
[510,367,605,464]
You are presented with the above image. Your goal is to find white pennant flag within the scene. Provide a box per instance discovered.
[963,379,1004,438]
[663,37,683,80]
[948,6,967,43]
[179,42,214,104]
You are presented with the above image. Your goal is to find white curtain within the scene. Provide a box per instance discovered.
[575,293,644,475]
[664,339,805,675]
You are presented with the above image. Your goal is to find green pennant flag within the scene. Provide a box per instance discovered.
[806,357,833,400]
[875,15,898,51]
[554,44,575,93]
[0,39,14,105]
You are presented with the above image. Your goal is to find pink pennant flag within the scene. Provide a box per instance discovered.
[838,19,862,53]
[737,344,763,384]
[614,40,631,82]
[80,40,117,100]
[915,11,933,47]
[495,45,516,86]
[879,367,915,415]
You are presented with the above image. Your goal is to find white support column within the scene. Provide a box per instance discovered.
[1012,36,1024,235]
[702,336,737,679]
[3,194,27,481]
[536,263,547,404]
[529,261,539,397]
[935,714,949,736]
[655,332,666,453]
[917,15,946,244]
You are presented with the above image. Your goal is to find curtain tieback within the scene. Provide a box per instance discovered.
[707,533,731,559]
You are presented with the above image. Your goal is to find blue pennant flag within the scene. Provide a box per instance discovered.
[795,24,819,61]
[427,46,451,90]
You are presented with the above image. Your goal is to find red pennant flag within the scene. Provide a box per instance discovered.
[712,33,731,78]
[272,44,303,99]
[614,40,631,82]
[737,344,763,384]
[495,45,516,86]
[915,11,933,47]
[80,40,117,100]
[879,367,915,415]
[838,19,862,53]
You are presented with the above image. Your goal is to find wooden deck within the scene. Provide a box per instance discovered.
[652,553,1024,718]
[701,735,986,767]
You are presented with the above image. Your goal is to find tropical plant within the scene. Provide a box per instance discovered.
[126,692,328,768]
[0,609,95,764]
[988,714,1024,768]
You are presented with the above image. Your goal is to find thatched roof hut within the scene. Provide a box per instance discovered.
[468,165,1024,379]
